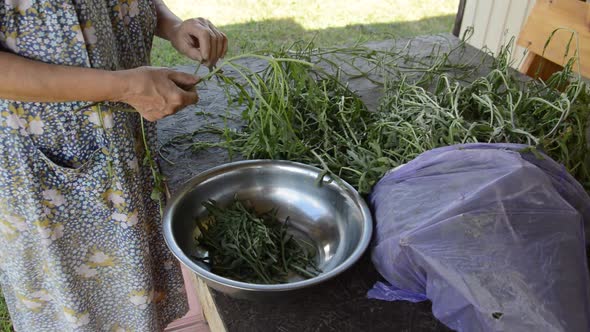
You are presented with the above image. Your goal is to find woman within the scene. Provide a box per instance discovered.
[0,1,227,331]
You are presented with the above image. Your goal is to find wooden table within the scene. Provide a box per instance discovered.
[157,34,485,332]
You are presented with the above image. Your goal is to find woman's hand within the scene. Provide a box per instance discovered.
[116,67,199,122]
[169,18,228,67]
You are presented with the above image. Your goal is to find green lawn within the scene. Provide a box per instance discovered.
[0,290,11,332]
[152,0,459,66]
[0,1,459,330]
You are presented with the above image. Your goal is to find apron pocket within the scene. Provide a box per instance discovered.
[26,135,112,189]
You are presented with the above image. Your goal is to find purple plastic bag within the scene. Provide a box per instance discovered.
[369,143,590,332]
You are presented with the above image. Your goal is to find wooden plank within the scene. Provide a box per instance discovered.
[453,0,467,37]
[189,273,227,332]
[485,0,512,54]
[517,0,590,77]
[459,0,478,38]
[180,265,203,320]
[165,265,210,332]
[506,0,535,64]
[470,1,494,47]
[166,315,210,332]
[460,0,536,60]
[459,0,537,68]
[520,51,565,80]
[520,52,536,75]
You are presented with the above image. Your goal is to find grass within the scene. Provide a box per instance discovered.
[151,0,459,66]
[0,290,11,332]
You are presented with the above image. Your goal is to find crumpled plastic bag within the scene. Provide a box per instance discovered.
[368,143,590,332]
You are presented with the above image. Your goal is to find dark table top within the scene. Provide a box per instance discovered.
[157,34,487,332]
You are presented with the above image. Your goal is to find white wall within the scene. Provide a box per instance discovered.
[459,0,536,68]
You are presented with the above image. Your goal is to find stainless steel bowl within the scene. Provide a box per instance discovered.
[163,160,373,300]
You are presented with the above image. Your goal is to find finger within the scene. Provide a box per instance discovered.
[206,20,223,65]
[220,32,228,58]
[213,29,224,64]
[207,30,215,67]
[175,82,196,91]
[169,81,199,106]
[167,91,198,117]
[168,71,199,86]
[173,76,200,91]
[211,23,227,61]
[180,89,200,106]
[201,18,217,66]
[202,19,217,64]
[191,23,212,65]
[217,31,225,60]
[142,113,158,122]
[183,44,204,62]
[163,107,178,118]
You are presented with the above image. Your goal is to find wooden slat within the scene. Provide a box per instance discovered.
[166,315,210,332]
[460,0,478,37]
[189,273,227,332]
[486,0,512,54]
[459,0,537,68]
[517,0,590,78]
[506,0,535,63]
[165,265,210,332]
[470,1,494,47]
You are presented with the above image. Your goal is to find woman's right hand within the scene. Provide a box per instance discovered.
[115,67,200,122]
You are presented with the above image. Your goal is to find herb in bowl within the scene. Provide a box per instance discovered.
[193,199,322,284]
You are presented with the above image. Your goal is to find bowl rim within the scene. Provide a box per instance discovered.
[162,159,373,292]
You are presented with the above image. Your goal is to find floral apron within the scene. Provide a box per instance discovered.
[0,1,189,331]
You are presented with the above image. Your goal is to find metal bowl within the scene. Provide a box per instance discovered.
[163,160,373,300]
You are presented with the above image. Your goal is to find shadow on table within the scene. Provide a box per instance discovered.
[212,253,454,332]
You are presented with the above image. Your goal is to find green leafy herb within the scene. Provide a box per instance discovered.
[193,199,321,284]
[166,30,589,194]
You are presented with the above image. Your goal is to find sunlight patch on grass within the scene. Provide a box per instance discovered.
[0,290,12,332]
[163,0,458,29]
[152,0,459,66]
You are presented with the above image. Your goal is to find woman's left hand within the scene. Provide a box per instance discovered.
[169,18,228,68]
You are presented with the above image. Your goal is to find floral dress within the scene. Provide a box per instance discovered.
[0,1,189,331]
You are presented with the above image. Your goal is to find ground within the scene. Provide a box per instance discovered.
[0,0,458,330]
[0,290,10,332]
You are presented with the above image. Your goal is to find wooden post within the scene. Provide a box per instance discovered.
[453,0,467,37]
[189,274,227,332]
[165,267,210,332]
